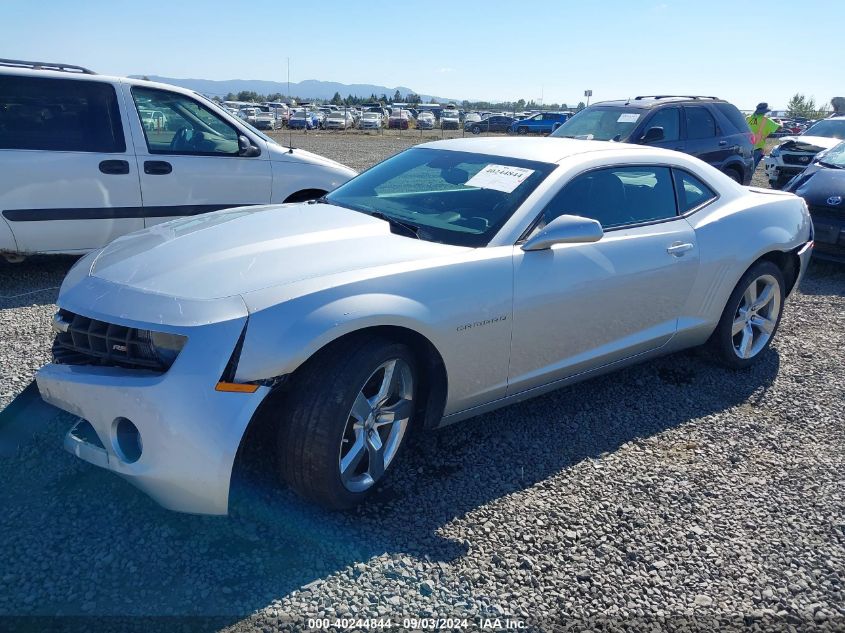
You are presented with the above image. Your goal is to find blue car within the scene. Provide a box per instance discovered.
[509,112,570,135]
[288,111,319,130]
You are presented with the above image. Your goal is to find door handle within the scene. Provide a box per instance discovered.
[99,160,130,175]
[667,242,695,256]
[144,160,172,175]
[719,140,728,146]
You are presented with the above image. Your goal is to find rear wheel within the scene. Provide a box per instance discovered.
[709,261,785,369]
[517,126,528,135]
[277,336,417,509]
[724,167,743,183]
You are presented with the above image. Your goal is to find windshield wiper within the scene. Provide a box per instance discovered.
[370,211,421,239]
[817,160,844,169]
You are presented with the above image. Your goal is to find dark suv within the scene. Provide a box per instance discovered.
[550,96,755,184]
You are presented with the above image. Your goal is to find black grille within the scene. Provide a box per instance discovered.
[782,153,813,166]
[52,310,166,371]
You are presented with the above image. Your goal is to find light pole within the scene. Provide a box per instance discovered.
[584,89,593,107]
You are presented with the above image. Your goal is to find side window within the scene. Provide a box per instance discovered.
[543,166,677,229]
[685,106,717,139]
[673,169,717,213]
[131,87,239,155]
[644,107,680,142]
[0,76,125,153]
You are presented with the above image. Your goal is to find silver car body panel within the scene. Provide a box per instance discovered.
[34,138,812,514]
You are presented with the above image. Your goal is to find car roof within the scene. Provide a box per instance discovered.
[591,96,726,109]
[418,137,661,164]
[1,65,214,99]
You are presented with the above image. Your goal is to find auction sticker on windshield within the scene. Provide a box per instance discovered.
[466,164,535,193]
[617,113,640,123]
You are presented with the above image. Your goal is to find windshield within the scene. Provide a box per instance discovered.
[442,111,459,118]
[804,119,845,140]
[363,112,379,119]
[551,106,646,141]
[819,141,845,167]
[324,148,556,247]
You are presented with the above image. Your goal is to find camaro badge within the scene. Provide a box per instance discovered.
[827,196,843,206]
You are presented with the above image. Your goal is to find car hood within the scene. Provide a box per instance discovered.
[776,135,842,153]
[787,164,845,205]
[88,204,465,301]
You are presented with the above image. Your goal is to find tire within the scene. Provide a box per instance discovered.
[471,126,481,135]
[277,335,417,510]
[517,126,528,135]
[724,167,743,184]
[709,260,785,369]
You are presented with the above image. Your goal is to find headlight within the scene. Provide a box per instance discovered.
[135,330,188,367]
[770,146,781,157]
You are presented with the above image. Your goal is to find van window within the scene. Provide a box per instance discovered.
[131,87,239,155]
[0,76,125,152]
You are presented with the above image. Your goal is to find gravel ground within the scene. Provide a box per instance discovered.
[0,139,842,632]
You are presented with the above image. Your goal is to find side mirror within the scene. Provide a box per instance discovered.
[521,214,603,251]
[642,126,665,143]
[238,135,260,157]
[552,121,563,132]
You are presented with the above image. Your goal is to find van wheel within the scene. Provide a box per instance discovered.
[284,189,327,203]
[709,260,785,369]
[277,336,417,510]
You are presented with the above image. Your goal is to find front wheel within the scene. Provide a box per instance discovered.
[471,125,481,135]
[709,260,785,369]
[517,126,528,135]
[277,336,417,509]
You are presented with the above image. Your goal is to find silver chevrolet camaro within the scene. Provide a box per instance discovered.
[24,137,813,514]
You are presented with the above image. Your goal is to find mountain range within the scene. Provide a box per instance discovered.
[130,75,451,102]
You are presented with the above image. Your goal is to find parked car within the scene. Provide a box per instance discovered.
[325,111,354,130]
[466,115,515,134]
[509,112,570,135]
[0,59,356,261]
[388,109,413,129]
[17,137,812,514]
[358,111,383,130]
[440,109,461,130]
[253,109,278,130]
[783,140,845,262]
[764,116,845,189]
[551,96,756,185]
[288,110,320,130]
[464,112,482,124]
[417,111,436,130]
[237,107,259,125]
[138,108,167,132]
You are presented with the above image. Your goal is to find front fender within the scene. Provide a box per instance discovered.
[235,292,439,383]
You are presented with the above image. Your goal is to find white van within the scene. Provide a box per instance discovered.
[0,59,357,260]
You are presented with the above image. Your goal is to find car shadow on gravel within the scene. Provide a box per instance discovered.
[0,257,76,309]
[798,259,845,296]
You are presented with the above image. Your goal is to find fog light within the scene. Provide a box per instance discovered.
[112,417,142,463]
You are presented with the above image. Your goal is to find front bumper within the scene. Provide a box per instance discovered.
[35,315,269,515]
[764,155,812,183]
[809,214,845,263]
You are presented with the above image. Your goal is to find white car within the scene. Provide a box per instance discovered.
[0,59,356,259]
[14,137,812,515]
[325,111,354,130]
[765,116,845,188]
[358,111,383,130]
[417,111,436,130]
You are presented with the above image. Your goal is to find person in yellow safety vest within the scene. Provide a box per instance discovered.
[746,102,781,169]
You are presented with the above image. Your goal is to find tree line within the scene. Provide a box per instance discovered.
[214,90,585,112]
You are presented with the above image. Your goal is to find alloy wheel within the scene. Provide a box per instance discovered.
[338,359,413,492]
[732,273,781,359]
